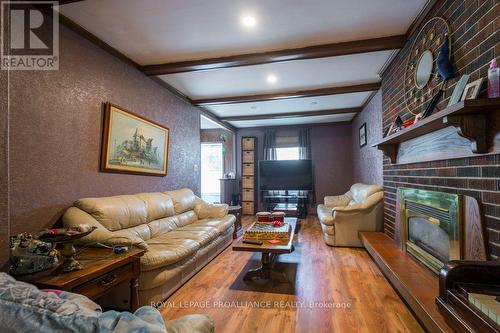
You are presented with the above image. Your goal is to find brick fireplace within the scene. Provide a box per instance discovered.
[381,0,500,259]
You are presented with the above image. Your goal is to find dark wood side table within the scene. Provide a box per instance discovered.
[228,205,243,239]
[18,247,145,311]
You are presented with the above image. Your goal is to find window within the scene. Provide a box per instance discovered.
[200,143,223,203]
[276,147,300,160]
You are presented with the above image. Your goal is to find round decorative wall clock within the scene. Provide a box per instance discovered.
[403,16,452,115]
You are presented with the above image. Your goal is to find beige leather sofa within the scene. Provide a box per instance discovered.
[63,188,235,307]
[317,183,384,247]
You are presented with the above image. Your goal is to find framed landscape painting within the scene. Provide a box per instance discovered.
[101,103,170,176]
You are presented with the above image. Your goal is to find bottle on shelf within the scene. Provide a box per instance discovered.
[487,58,499,98]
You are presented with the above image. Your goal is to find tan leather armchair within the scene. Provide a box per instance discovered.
[317,183,384,247]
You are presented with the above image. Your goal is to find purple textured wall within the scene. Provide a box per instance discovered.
[311,124,353,204]
[0,62,9,269]
[351,90,383,185]
[236,123,353,211]
[7,25,201,235]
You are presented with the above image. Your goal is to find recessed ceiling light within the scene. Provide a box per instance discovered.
[266,74,278,84]
[241,15,257,28]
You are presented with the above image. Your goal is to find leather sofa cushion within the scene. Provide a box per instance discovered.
[157,225,219,247]
[74,195,147,231]
[317,205,335,226]
[164,188,197,214]
[193,215,235,234]
[174,211,198,228]
[147,216,179,238]
[350,183,383,204]
[136,192,175,222]
[142,238,200,271]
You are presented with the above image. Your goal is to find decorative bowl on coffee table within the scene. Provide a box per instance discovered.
[37,227,97,273]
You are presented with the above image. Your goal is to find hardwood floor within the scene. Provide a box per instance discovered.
[160,216,423,333]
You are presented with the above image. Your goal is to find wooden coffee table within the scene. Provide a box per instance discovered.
[232,217,296,282]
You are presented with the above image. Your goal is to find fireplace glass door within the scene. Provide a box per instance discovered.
[407,211,450,273]
[400,188,462,274]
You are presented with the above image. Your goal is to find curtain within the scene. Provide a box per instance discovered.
[298,128,311,160]
[263,130,277,160]
[298,128,314,205]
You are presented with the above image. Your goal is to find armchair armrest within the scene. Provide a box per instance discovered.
[324,192,351,207]
[333,191,384,215]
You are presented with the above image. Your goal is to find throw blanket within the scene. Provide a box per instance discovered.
[0,273,167,333]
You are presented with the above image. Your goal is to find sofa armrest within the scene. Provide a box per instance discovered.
[63,207,149,250]
[324,192,351,207]
[194,200,228,219]
[207,203,228,218]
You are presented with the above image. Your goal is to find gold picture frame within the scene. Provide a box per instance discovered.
[101,103,170,176]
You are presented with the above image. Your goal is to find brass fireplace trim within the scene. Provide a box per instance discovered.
[399,188,463,274]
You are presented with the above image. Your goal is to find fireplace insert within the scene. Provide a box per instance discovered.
[399,188,462,274]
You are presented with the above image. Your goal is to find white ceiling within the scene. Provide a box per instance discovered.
[159,50,394,99]
[60,0,425,64]
[205,91,373,118]
[229,113,357,128]
[200,115,224,129]
[59,0,427,128]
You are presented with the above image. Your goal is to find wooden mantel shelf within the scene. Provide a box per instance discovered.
[373,98,500,163]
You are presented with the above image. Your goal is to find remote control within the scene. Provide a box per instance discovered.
[243,240,263,245]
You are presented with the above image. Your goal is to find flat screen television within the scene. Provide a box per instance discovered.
[258,159,313,191]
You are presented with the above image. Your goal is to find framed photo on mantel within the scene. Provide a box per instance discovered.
[100,103,170,176]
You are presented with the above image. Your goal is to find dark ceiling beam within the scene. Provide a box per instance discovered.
[58,0,86,4]
[140,35,407,76]
[235,121,352,130]
[193,82,381,106]
[220,107,361,122]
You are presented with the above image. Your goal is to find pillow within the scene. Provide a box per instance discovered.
[0,273,168,333]
[0,273,100,332]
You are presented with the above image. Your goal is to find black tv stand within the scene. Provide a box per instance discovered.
[262,190,310,218]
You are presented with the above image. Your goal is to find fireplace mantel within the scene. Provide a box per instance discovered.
[373,98,500,164]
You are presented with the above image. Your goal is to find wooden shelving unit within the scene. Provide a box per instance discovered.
[241,137,257,215]
[373,98,500,163]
